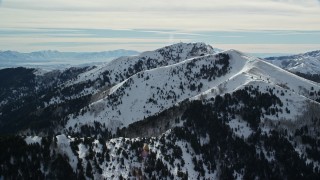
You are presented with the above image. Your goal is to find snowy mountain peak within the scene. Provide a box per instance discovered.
[64,46,320,135]
[155,42,215,55]
[67,42,216,87]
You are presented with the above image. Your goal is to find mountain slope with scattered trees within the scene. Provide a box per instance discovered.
[0,43,320,179]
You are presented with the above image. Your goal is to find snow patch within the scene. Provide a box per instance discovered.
[25,136,42,145]
[228,119,253,139]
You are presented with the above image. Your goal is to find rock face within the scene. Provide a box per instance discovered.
[0,43,320,179]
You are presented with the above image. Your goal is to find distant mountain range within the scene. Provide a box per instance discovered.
[0,49,139,69]
[265,50,320,75]
[1,43,320,179]
[264,50,320,83]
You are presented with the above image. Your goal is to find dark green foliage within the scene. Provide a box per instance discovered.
[0,93,92,134]
[0,66,93,134]
[0,135,76,179]
[175,97,320,179]
[294,72,320,83]
[86,161,93,178]
[47,154,77,179]
[295,126,320,162]
[0,67,35,88]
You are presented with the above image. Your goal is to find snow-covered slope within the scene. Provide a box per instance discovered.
[66,42,215,86]
[65,48,320,134]
[65,52,229,131]
[51,42,215,105]
[265,50,320,74]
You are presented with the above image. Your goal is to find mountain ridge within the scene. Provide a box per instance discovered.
[64,47,320,135]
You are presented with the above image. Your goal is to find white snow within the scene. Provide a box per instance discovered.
[56,134,78,172]
[228,119,253,139]
[77,143,88,159]
[25,136,42,145]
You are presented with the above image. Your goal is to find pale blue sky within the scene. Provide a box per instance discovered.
[0,0,320,54]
